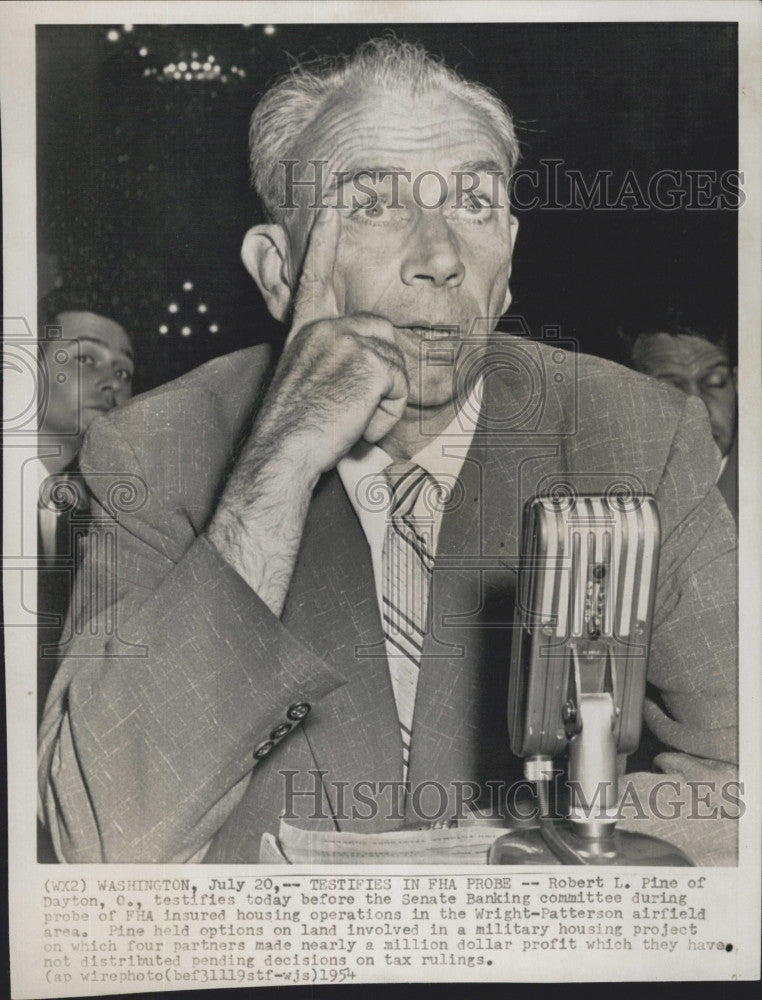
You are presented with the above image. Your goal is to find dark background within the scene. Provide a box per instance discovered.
[37,21,738,393]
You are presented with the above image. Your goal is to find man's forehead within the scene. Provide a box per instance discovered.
[638,332,729,376]
[294,85,508,174]
[54,311,133,357]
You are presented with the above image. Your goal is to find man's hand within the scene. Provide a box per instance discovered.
[207,208,407,615]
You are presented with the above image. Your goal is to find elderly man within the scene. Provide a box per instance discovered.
[39,40,737,864]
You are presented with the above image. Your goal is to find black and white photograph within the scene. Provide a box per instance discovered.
[3,1,760,994]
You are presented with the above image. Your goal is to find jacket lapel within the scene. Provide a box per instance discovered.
[282,470,405,831]
[406,365,564,814]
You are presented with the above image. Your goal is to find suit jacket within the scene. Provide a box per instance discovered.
[38,338,738,864]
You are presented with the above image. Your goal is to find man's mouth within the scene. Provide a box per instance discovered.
[395,324,461,341]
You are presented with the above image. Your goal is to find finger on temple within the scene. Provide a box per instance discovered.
[290,207,341,335]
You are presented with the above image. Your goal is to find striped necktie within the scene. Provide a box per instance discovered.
[382,461,437,783]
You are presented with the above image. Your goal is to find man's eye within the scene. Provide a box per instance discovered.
[450,193,493,220]
[116,369,133,383]
[351,195,389,221]
[78,354,95,367]
[466,194,492,211]
[363,201,385,218]
[703,375,728,390]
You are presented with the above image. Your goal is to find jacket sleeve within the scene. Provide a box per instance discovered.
[620,393,738,864]
[38,417,346,863]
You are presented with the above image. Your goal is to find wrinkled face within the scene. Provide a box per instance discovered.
[40,311,134,440]
[635,332,737,456]
[285,87,517,408]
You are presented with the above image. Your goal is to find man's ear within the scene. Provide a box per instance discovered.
[500,214,520,314]
[241,225,294,323]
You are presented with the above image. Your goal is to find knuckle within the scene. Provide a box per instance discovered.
[299,318,334,341]
[335,329,359,356]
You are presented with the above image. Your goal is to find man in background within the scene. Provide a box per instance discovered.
[36,288,134,717]
[626,308,738,523]
[36,289,134,863]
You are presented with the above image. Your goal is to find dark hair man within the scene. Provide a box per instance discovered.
[36,291,135,712]
[39,40,737,865]
[627,311,738,523]
[37,294,135,473]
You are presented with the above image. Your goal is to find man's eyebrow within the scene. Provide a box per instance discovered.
[653,360,730,379]
[453,159,506,175]
[326,166,409,193]
[76,336,134,361]
[702,360,731,373]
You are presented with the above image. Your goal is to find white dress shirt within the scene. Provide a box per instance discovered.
[31,456,60,558]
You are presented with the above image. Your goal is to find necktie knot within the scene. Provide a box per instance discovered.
[384,460,447,529]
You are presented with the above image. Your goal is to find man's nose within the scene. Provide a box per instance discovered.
[97,369,120,395]
[401,211,465,288]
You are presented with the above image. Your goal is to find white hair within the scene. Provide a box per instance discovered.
[249,37,520,221]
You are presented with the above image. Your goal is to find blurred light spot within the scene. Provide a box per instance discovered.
[159,325,168,335]
[181,326,191,337]
[168,302,179,314]
[107,29,120,42]
[209,323,219,333]
[264,25,276,36]
[139,47,148,57]
[198,303,208,314]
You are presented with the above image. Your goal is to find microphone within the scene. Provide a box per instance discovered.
[489,492,692,866]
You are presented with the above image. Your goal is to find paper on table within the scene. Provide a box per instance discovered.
[260,816,508,864]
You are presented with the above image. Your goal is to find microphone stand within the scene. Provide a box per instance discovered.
[489,671,692,866]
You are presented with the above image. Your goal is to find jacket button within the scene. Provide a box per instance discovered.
[253,740,274,759]
[270,723,292,740]
[286,702,311,721]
